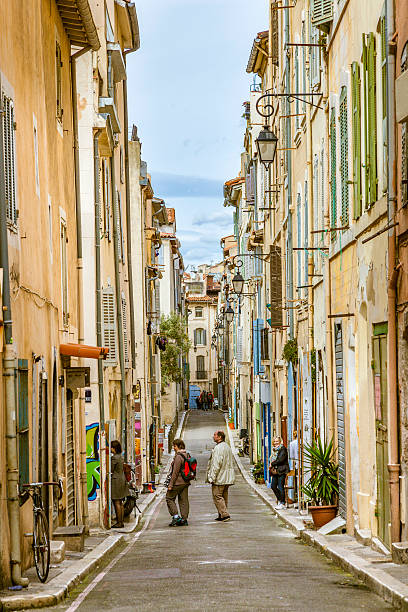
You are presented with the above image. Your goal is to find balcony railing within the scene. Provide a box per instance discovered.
[196,370,207,380]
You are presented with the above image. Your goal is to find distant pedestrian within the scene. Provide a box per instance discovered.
[196,394,202,410]
[207,391,214,410]
[110,440,128,528]
[202,390,208,411]
[206,430,235,521]
[269,436,290,510]
[166,438,190,526]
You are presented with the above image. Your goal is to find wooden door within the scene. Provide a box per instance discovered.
[373,326,390,548]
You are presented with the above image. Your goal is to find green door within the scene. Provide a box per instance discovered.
[373,325,390,548]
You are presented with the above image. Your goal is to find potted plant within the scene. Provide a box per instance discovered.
[154,465,160,484]
[302,437,339,528]
[252,460,265,484]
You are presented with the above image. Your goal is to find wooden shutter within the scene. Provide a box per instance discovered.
[60,221,69,326]
[56,42,63,120]
[269,246,282,327]
[18,360,29,486]
[102,287,117,364]
[297,194,301,288]
[117,191,125,263]
[339,87,349,227]
[311,0,333,32]
[271,3,279,66]
[352,62,362,219]
[2,94,17,224]
[380,15,387,193]
[295,47,299,130]
[330,109,337,236]
[121,293,129,364]
[304,182,309,288]
[366,32,378,206]
[402,46,408,207]
[202,329,207,346]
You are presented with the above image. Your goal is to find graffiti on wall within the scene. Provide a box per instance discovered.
[86,422,100,501]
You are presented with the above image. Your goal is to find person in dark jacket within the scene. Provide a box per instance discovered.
[110,440,128,528]
[166,438,190,526]
[269,436,290,510]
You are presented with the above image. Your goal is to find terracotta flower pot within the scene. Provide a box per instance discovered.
[309,504,337,529]
[228,422,234,429]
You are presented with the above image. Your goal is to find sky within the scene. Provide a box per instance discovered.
[126,0,268,269]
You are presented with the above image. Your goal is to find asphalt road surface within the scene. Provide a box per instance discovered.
[53,410,393,611]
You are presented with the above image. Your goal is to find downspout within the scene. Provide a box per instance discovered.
[71,44,90,533]
[93,130,105,429]
[110,154,127,458]
[0,92,28,587]
[306,1,314,357]
[323,43,335,439]
[385,0,400,544]
[122,54,136,371]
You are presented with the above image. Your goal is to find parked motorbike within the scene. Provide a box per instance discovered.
[123,463,141,517]
[238,428,250,456]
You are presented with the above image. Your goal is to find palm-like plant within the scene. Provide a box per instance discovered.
[302,437,339,506]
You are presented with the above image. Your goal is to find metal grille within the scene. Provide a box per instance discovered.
[2,95,17,224]
[335,324,346,518]
[66,393,75,526]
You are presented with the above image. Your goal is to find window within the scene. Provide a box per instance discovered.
[56,42,63,121]
[311,0,333,33]
[102,287,117,364]
[102,159,111,239]
[352,62,362,218]
[330,108,337,236]
[295,46,300,131]
[2,94,17,224]
[116,190,124,263]
[310,24,321,86]
[401,42,408,207]
[313,155,319,270]
[195,307,203,318]
[194,328,206,346]
[339,87,349,226]
[196,355,205,371]
[18,360,29,486]
[297,193,302,289]
[260,328,269,361]
[304,181,309,291]
[60,220,69,327]
[363,32,378,207]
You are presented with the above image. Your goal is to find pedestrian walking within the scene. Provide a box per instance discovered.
[202,390,208,411]
[166,438,190,526]
[207,391,214,410]
[196,394,202,410]
[269,436,290,510]
[110,440,128,528]
[206,430,235,521]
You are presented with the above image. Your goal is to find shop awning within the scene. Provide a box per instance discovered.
[60,343,109,359]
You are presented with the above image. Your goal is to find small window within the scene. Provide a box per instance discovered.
[194,328,206,346]
[102,287,117,364]
[18,360,29,486]
[195,307,203,318]
[56,42,63,121]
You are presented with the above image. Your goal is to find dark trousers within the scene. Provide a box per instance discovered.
[166,484,189,519]
[271,474,286,503]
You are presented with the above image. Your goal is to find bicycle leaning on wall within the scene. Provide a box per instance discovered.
[20,480,63,583]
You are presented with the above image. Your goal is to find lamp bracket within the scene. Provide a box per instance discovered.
[256,92,324,118]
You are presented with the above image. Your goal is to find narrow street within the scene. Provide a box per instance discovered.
[51,411,392,612]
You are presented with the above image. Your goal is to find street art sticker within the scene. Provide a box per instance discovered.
[86,422,100,501]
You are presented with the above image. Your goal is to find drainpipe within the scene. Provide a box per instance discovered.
[122,56,136,371]
[71,45,90,532]
[323,45,335,440]
[110,155,127,458]
[306,1,314,357]
[0,93,29,587]
[94,130,105,430]
[385,0,400,544]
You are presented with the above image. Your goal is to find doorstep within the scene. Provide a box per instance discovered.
[226,419,408,611]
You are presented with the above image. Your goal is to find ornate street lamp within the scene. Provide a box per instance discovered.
[232,271,245,295]
[255,125,278,170]
[225,304,234,324]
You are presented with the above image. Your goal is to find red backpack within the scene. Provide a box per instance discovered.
[178,452,197,482]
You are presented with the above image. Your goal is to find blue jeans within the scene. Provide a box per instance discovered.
[271,473,286,503]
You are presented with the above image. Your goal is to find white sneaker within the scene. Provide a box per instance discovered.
[276,502,285,510]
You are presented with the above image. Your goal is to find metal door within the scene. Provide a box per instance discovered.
[373,327,390,548]
[335,323,347,518]
[66,389,76,526]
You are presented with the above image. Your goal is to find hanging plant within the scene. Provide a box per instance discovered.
[311,348,317,384]
[282,338,298,364]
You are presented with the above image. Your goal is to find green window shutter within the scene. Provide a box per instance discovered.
[18,359,29,486]
[362,34,369,208]
[352,62,362,219]
[312,0,333,33]
[367,32,378,206]
[330,109,337,236]
[340,87,349,227]
[380,14,388,193]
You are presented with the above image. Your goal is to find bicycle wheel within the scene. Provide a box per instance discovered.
[33,509,50,583]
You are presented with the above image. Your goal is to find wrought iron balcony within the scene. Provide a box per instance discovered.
[196,370,207,380]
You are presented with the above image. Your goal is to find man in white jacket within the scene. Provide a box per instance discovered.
[206,430,235,522]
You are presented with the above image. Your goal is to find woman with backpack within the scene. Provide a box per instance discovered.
[166,438,191,526]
